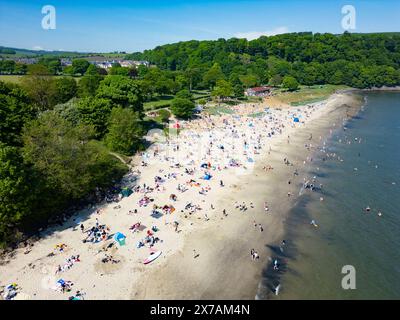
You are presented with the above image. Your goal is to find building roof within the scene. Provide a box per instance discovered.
[247,86,272,92]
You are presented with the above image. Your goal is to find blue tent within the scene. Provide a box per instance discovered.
[203,174,212,180]
[121,187,133,198]
[114,232,126,246]
[293,117,300,123]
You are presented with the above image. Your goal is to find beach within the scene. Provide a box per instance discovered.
[0,92,360,300]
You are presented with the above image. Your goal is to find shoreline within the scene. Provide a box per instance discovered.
[0,92,361,300]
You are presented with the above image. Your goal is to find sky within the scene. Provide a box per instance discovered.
[0,0,399,53]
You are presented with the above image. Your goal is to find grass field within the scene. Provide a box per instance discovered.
[0,75,81,84]
[274,84,350,106]
[143,95,174,111]
[143,90,211,112]
[204,105,235,115]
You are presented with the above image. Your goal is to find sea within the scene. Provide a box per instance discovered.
[263,92,400,299]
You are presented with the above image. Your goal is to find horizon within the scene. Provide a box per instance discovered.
[1,0,400,53]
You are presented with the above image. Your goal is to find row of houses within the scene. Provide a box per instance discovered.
[93,60,150,69]
[61,58,150,69]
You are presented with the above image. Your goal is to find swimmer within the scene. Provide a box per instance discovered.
[310,220,318,228]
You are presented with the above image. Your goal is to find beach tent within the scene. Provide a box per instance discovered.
[114,232,126,246]
[203,174,212,180]
[293,117,300,123]
[121,187,133,198]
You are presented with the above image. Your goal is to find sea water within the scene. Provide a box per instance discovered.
[271,92,400,299]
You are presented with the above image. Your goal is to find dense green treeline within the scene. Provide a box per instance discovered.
[0,67,147,247]
[127,32,400,89]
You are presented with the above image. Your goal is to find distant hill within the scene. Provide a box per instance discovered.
[0,46,128,59]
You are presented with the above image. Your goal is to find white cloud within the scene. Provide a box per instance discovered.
[234,26,289,40]
[32,45,44,51]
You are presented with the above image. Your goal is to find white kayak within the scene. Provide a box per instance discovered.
[143,251,162,264]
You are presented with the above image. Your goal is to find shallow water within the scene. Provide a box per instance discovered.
[267,92,400,299]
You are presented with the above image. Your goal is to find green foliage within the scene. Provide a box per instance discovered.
[0,60,16,74]
[0,81,36,146]
[38,57,62,75]
[203,63,224,89]
[76,97,113,138]
[133,32,400,89]
[85,64,102,76]
[53,77,77,104]
[96,75,143,112]
[282,76,299,91]
[211,79,234,100]
[156,109,171,123]
[239,74,259,88]
[170,98,195,119]
[198,98,207,105]
[105,107,144,155]
[21,77,55,110]
[0,143,35,246]
[175,89,193,100]
[71,59,90,75]
[78,74,103,97]
[22,111,127,202]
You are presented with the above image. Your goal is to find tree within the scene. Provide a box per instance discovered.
[282,76,299,91]
[78,74,103,97]
[71,59,90,75]
[96,75,143,112]
[21,65,56,110]
[76,98,113,138]
[175,89,193,100]
[38,57,62,75]
[109,65,130,76]
[212,79,234,101]
[170,98,195,119]
[239,74,258,88]
[184,67,202,91]
[0,60,16,74]
[85,64,101,75]
[157,109,171,123]
[53,77,77,104]
[105,107,144,155]
[0,81,36,146]
[0,143,35,246]
[22,111,127,202]
[269,74,283,87]
[198,98,207,106]
[203,63,224,89]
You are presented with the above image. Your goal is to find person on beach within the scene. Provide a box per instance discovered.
[280,240,286,253]
[80,224,84,233]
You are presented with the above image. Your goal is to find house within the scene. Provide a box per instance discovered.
[244,86,272,97]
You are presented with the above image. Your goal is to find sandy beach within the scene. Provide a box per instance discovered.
[0,92,360,300]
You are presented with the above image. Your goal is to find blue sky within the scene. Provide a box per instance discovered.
[0,0,399,53]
